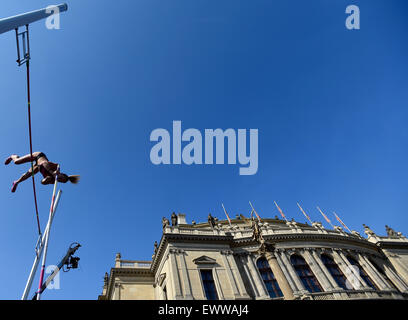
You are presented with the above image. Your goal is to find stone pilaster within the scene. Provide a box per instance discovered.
[211,267,225,300]
[279,250,309,295]
[238,254,260,298]
[220,250,241,298]
[302,249,331,291]
[246,254,270,299]
[113,282,121,300]
[312,249,342,291]
[177,249,194,299]
[169,249,183,299]
[228,253,250,299]
[382,263,408,293]
[337,250,371,290]
[383,251,408,284]
[358,254,388,290]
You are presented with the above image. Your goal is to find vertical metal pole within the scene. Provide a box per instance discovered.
[21,190,62,300]
[25,25,30,60]
[15,28,21,64]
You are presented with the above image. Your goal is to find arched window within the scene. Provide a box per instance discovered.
[347,256,378,290]
[321,254,348,290]
[369,259,399,291]
[256,257,283,298]
[290,254,322,293]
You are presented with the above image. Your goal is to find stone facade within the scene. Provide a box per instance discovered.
[98,214,408,300]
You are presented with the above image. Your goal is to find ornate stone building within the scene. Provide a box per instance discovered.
[98,213,408,300]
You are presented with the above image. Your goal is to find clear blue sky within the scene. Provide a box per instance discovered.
[0,0,407,300]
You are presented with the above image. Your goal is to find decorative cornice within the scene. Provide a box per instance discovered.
[149,226,380,274]
[232,232,378,251]
[105,267,154,299]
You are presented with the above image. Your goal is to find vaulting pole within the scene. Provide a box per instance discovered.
[36,171,59,300]
[21,190,62,300]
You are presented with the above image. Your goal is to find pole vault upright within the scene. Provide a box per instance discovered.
[0,4,69,300]
[21,189,62,300]
[0,4,68,35]
[36,170,60,300]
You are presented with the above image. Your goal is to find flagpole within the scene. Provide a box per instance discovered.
[274,201,288,222]
[221,203,232,226]
[333,212,353,233]
[296,202,313,225]
[249,201,261,222]
[316,206,334,228]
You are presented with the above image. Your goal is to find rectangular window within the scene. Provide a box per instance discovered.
[200,269,219,300]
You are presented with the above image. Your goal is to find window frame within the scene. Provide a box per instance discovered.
[199,268,220,300]
[256,257,284,299]
[347,255,379,290]
[290,254,323,293]
[320,253,349,290]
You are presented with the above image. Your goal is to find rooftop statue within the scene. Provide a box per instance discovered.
[385,225,398,237]
[251,217,264,243]
[363,224,376,237]
[208,213,216,228]
[171,212,178,226]
[162,217,170,229]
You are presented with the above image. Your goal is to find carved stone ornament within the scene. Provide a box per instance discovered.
[171,212,178,226]
[162,217,170,229]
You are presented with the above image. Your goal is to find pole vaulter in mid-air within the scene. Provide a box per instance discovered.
[0,3,81,300]
[5,152,80,193]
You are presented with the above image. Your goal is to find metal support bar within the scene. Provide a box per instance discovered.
[15,25,30,66]
[0,4,68,35]
[32,243,81,300]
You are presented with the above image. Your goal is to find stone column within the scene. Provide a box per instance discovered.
[246,254,270,299]
[337,250,371,290]
[275,250,299,295]
[279,250,308,294]
[220,251,240,298]
[358,254,388,290]
[312,250,342,290]
[302,249,331,291]
[177,249,193,299]
[263,250,295,300]
[169,249,183,299]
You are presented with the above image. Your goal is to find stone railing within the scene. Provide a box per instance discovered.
[119,260,151,268]
[163,222,363,241]
[309,289,400,300]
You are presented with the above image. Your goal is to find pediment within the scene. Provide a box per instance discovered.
[193,255,217,265]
